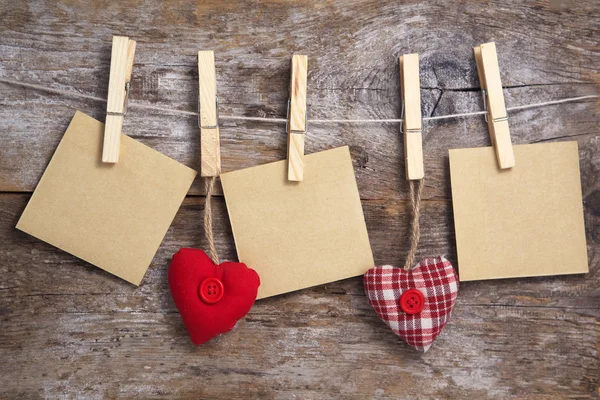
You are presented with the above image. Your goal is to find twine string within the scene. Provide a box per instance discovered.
[2,77,597,267]
[204,176,220,265]
[2,78,596,269]
[0,78,597,124]
[403,179,424,271]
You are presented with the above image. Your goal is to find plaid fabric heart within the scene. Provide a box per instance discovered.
[364,256,458,352]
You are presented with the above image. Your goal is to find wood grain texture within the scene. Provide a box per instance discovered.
[400,53,424,180]
[287,54,308,181]
[198,50,221,177]
[103,36,136,163]
[0,0,599,398]
[474,42,515,169]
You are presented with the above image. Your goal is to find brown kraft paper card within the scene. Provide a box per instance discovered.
[17,111,197,285]
[221,146,374,299]
[449,141,588,281]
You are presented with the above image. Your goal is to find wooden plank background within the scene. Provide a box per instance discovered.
[1,0,599,398]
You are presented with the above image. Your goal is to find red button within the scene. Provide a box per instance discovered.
[400,289,424,314]
[199,277,224,304]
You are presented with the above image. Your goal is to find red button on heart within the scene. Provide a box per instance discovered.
[400,289,424,315]
[199,277,224,304]
[364,256,458,352]
[169,248,260,345]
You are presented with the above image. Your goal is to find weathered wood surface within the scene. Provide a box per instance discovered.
[0,0,599,399]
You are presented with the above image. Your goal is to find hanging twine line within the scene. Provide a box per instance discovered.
[204,176,220,265]
[404,179,424,270]
[0,78,597,125]
[2,78,597,266]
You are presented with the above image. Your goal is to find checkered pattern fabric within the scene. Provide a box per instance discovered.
[364,256,458,352]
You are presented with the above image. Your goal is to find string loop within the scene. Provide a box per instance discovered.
[204,176,219,264]
[403,179,424,270]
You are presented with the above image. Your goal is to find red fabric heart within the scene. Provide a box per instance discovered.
[169,248,260,345]
[364,256,458,352]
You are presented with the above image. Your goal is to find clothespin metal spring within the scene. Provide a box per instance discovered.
[481,88,509,124]
[106,81,131,117]
[198,96,220,130]
[399,100,423,135]
[285,98,308,135]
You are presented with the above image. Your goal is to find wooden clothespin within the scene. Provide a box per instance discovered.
[103,36,136,163]
[400,53,424,180]
[198,50,221,177]
[287,55,308,181]
[474,42,515,169]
